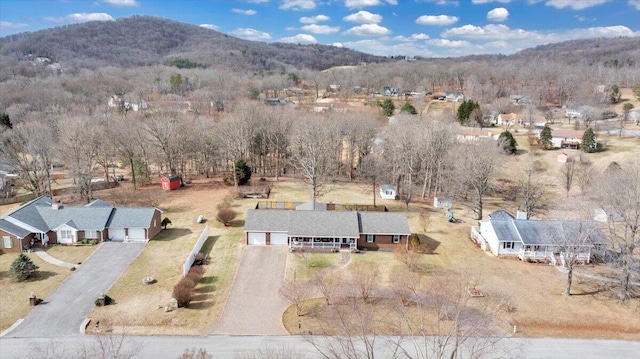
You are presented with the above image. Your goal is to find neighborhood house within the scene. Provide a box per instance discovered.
[0,196,162,253]
[380,184,396,199]
[471,210,606,264]
[244,201,411,250]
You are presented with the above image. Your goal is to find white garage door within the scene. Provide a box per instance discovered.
[270,233,288,246]
[110,228,126,241]
[128,228,146,240]
[248,232,266,245]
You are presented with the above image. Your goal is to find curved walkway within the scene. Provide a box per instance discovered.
[32,248,76,269]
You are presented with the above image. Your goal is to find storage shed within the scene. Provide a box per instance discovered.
[160,175,181,191]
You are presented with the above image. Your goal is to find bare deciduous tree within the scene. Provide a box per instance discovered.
[279,280,312,317]
[516,156,547,219]
[453,139,503,220]
[595,160,640,301]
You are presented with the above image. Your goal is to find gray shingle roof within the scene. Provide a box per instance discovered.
[296,201,327,211]
[244,209,410,238]
[244,209,290,232]
[37,206,113,231]
[488,209,515,220]
[359,212,411,235]
[0,218,31,238]
[106,208,157,229]
[86,199,113,208]
[5,196,53,232]
[289,211,360,238]
[489,218,607,246]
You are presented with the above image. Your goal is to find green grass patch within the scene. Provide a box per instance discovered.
[286,252,342,281]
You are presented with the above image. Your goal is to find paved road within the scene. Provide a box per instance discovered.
[211,246,289,335]
[1,335,639,359]
[4,242,145,338]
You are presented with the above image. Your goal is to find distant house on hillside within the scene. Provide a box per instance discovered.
[550,129,587,149]
[565,107,582,118]
[497,113,519,126]
[445,91,464,102]
[510,95,531,104]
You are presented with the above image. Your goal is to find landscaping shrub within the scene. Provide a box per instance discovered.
[186,266,205,283]
[179,277,196,289]
[161,217,172,229]
[172,283,195,308]
[95,294,112,306]
[89,239,98,245]
[409,233,420,249]
[216,208,237,226]
[9,253,39,281]
[81,239,89,244]
[70,267,76,271]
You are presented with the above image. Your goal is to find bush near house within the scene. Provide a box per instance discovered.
[216,208,237,226]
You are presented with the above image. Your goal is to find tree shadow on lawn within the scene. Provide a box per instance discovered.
[229,219,245,228]
[152,228,193,242]
[417,235,441,254]
[30,271,58,281]
[199,236,219,259]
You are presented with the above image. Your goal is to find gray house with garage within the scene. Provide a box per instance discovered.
[0,196,162,253]
[244,201,411,251]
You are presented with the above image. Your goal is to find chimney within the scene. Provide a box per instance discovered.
[516,210,527,220]
[327,202,335,211]
[52,200,61,211]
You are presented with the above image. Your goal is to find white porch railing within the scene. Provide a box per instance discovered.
[470,227,488,251]
[291,241,356,249]
[518,249,553,260]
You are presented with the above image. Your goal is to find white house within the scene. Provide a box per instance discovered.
[445,91,464,102]
[550,129,586,149]
[380,184,396,199]
[565,108,582,118]
[497,113,519,126]
[471,210,606,264]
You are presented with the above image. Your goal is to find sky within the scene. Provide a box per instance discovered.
[1,0,639,58]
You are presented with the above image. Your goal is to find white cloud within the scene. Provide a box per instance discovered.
[231,28,272,41]
[545,0,609,10]
[301,24,340,34]
[279,34,318,44]
[200,24,219,30]
[299,15,330,24]
[416,0,460,6]
[629,0,640,9]
[426,38,470,47]
[487,7,509,22]
[415,15,459,26]
[102,0,139,6]
[442,23,639,46]
[574,15,596,22]
[0,21,30,30]
[232,8,257,15]
[66,13,114,22]
[471,0,510,4]
[345,0,397,8]
[343,10,383,23]
[343,23,391,36]
[393,33,430,41]
[280,0,317,10]
[332,42,344,47]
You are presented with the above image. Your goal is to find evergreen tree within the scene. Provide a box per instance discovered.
[456,100,480,124]
[498,131,517,155]
[9,254,39,282]
[379,99,395,117]
[539,125,553,150]
[633,83,640,101]
[610,84,621,104]
[235,158,252,185]
[581,127,597,153]
[400,102,417,115]
[0,112,11,129]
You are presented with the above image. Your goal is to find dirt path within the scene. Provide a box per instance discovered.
[210,246,289,335]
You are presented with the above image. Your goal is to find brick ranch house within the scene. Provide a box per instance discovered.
[0,196,162,253]
[244,201,411,250]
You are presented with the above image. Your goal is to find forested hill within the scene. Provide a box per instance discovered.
[0,16,392,71]
[513,37,640,67]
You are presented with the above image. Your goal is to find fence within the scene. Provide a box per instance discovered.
[182,226,209,277]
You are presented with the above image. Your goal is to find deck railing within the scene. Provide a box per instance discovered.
[291,241,356,249]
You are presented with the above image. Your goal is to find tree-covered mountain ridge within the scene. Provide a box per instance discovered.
[1,15,638,72]
[0,15,392,71]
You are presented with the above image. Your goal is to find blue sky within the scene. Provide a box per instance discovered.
[1,0,638,57]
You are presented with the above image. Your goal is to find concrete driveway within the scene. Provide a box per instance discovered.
[211,246,289,335]
[5,242,144,338]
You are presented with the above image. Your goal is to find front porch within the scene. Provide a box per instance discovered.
[290,237,357,250]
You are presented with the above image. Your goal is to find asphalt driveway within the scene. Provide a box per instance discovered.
[5,242,145,337]
[211,246,289,335]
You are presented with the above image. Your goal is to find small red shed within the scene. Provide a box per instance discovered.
[160,174,181,191]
